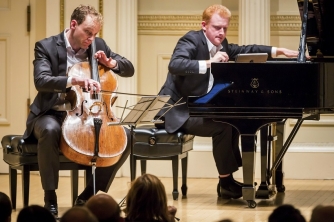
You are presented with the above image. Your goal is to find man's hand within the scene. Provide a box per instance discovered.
[71,77,101,94]
[276,47,311,59]
[212,51,229,62]
[94,50,117,69]
[206,51,229,68]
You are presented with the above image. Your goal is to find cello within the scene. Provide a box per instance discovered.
[60,41,127,167]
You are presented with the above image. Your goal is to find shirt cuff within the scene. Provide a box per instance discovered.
[66,77,72,88]
[271,47,277,58]
[111,62,119,71]
[198,61,207,74]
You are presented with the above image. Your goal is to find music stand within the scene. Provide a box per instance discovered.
[108,95,171,179]
[108,95,171,207]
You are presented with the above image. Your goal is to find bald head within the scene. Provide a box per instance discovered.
[60,206,98,222]
[311,205,334,222]
[0,192,12,222]
[85,194,121,222]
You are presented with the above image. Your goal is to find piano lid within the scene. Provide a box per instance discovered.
[297,0,334,57]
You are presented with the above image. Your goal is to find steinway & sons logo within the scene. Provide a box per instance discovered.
[227,78,282,94]
[250,78,259,88]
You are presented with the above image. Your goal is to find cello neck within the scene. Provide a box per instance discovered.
[90,39,100,99]
[90,39,100,82]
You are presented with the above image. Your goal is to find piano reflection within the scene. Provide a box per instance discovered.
[188,0,334,208]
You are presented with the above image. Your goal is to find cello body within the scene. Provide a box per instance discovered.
[60,61,127,167]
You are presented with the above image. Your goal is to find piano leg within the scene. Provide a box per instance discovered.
[215,118,285,208]
[255,125,276,199]
[269,118,304,188]
[273,121,286,192]
[240,134,257,208]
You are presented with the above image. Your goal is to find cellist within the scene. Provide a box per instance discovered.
[22,4,134,216]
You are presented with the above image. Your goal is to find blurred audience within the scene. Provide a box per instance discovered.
[124,173,177,222]
[16,205,56,222]
[0,192,12,222]
[85,193,124,222]
[60,206,98,222]
[268,204,306,222]
[310,205,334,222]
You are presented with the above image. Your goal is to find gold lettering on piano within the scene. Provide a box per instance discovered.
[227,89,282,94]
[228,90,259,93]
[267,90,282,94]
[226,78,282,94]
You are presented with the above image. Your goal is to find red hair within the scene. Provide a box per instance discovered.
[202,4,231,24]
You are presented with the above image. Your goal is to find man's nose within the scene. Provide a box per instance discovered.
[88,36,95,41]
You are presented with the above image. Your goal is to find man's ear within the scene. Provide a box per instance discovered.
[201,21,207,32]
[70,20,77,29]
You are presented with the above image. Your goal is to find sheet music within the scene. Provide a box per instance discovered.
[139,96,170,123]
[108,95,170,126]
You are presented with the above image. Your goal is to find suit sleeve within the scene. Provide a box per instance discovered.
[225,40,272,59]
[97,38,135,77]
[33,41,68,93]
[168,32,201,76]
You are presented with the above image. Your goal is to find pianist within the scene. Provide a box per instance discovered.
[156,4,302,199]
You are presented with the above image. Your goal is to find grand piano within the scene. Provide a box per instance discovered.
[188,0,334,208]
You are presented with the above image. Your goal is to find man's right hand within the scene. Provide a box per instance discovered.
[71,77,101,93]
[212,51,229,63]
[206,51,229,68]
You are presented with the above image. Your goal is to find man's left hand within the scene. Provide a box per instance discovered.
[94,50,117,68]
[276,47,311,59]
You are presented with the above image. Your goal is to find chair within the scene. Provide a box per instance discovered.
[1,135,90,209]
[132,125,194,200]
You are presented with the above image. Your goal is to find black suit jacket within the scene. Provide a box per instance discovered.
[158,30,272,133]
[23,32,134,139]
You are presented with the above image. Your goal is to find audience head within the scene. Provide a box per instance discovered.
[268,204,306,222]
[16,205,56,222]
[125,173,173,222]
[0,192,12,222]
[60,206,98,222]
[85,193,121,222]
[310,205,334,222]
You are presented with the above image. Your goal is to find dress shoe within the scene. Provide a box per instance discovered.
[219,185,242,199]
[44,202,58,216]
[217,179,242,199]
[229,174,244,187]
[231,178,244,188]
[74,197,87,206]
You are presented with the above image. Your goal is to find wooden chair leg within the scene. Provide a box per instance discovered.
[181,153,188,197]
[84,168,90,188]
[71,170,79,206]
[9,167,17,210]
[140,160,147,175]
[130,156,137,181]
[22,166,30,207]
[171,156,179,200]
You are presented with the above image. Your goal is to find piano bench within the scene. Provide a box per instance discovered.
[1,135,90,210]
[132,125,194,200]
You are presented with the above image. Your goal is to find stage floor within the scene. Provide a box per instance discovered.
[1,174,333,221]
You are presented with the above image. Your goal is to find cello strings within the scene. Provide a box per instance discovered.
[99,90,155,97]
